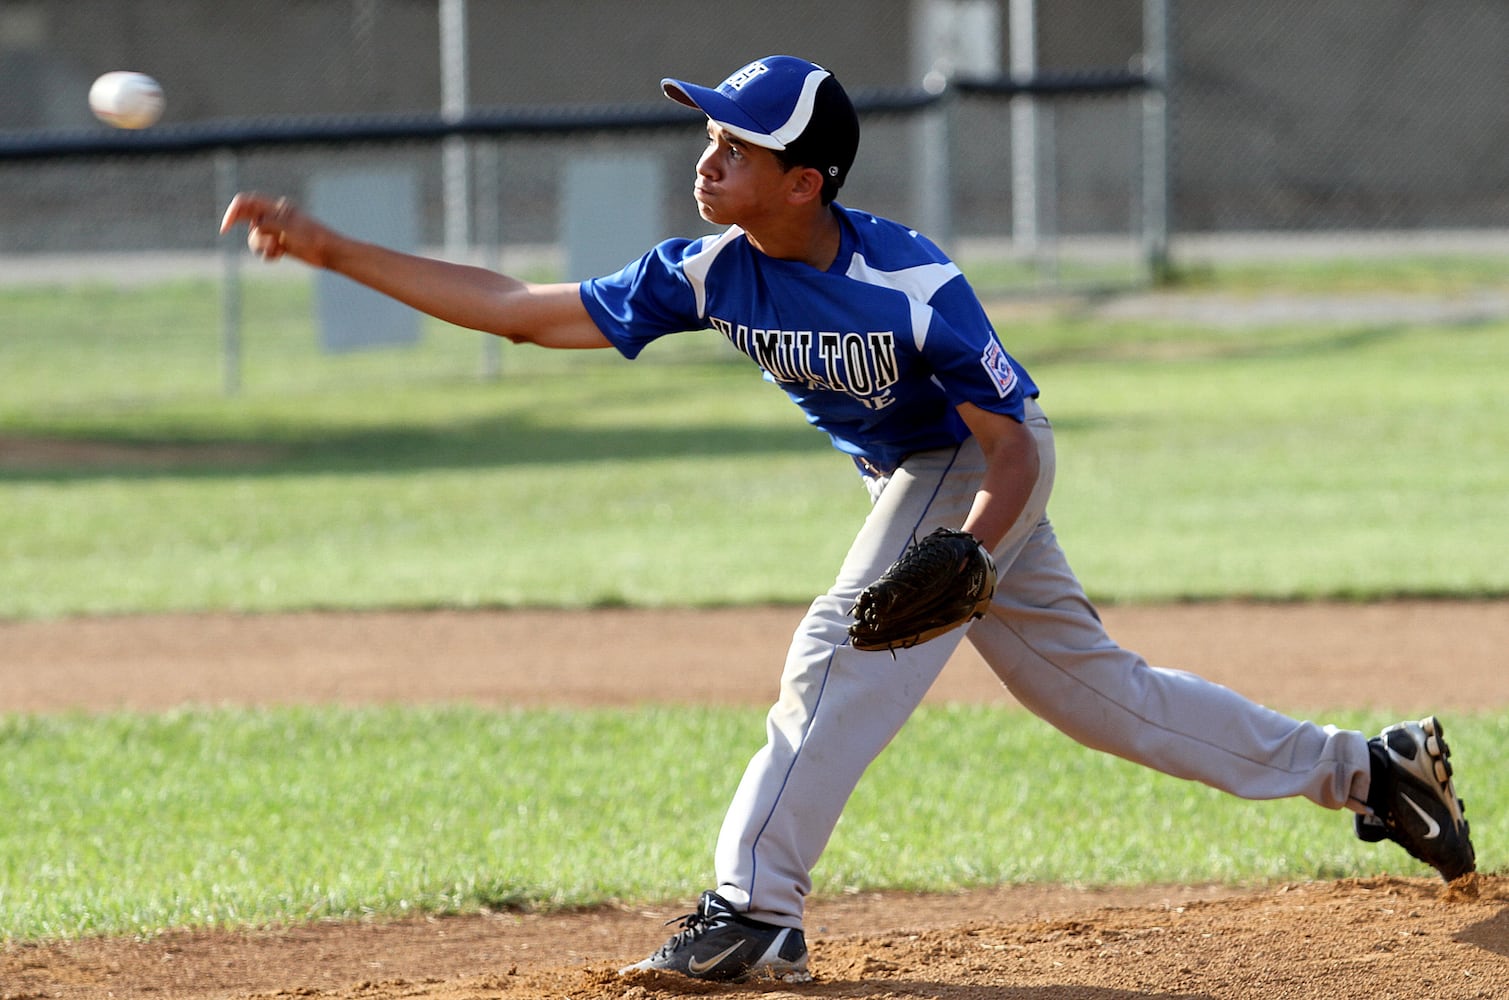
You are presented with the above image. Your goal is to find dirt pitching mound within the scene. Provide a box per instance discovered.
[5,875,1503,999]
[1,602,1503,999]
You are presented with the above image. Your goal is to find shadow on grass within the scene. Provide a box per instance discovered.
[0,408,1114,483]
[0,413,835,482]
[1017,315,1478,367]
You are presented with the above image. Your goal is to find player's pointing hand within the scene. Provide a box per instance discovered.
[219,192,330,266]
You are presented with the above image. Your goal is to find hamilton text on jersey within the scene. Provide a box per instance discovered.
[709,316,901,407]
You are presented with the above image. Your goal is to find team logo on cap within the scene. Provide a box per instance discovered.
[723,61,770,91]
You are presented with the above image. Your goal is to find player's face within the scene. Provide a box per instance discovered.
[693,122,801,227]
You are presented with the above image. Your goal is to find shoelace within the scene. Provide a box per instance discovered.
[652,907,715,957]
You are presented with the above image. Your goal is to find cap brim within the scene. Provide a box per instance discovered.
[661,78,788,150]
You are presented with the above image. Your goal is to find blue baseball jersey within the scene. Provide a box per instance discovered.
[579,204,1038,476]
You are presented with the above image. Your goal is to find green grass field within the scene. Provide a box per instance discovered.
[1,261,1505,942]
[4,705,1502,941]
[3,271,1507,617]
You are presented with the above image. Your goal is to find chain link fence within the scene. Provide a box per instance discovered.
[0,1,1154,258]
[6,0,1505,251]
[2,0,1505,404]
[1168,0,1509,258]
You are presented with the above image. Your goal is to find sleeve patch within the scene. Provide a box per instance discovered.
[981,339,1019,397]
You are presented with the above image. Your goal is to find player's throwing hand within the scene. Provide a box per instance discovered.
[219,193,329,266]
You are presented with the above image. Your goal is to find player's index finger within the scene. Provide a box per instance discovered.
[219,192,267,234]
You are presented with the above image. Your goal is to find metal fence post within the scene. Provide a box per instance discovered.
[1141,0,1173,282]
[1009,0,1040,262]
[439,0,470,259]
[441,0,502,378]
[215,147,242,396]
[476,138,503,379]
[913,80,954,251]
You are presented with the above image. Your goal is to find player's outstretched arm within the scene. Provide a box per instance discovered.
[219,192,609,350]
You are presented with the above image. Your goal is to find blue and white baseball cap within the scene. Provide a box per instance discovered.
[662,55,860,189]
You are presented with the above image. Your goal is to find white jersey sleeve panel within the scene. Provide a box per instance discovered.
[683,226,747,319]
[842,252,961,352]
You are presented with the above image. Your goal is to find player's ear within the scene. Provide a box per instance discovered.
[786,165,826,206]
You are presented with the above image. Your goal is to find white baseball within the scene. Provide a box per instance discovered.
[89,71,165,130]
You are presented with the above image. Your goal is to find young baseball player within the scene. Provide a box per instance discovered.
[222,55,1474,984]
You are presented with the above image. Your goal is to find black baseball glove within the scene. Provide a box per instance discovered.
[848,527,996,652]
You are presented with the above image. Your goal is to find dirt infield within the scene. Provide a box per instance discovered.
[2,602,1505,999]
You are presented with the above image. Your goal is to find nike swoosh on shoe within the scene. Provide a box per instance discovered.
[1400,792,1442,839]
[687,940,746,975]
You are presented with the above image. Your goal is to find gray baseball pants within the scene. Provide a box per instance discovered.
[714,397,1374,928]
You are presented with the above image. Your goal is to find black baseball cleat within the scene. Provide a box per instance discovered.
[1354,716,1475,882]
[619,890,811,982]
